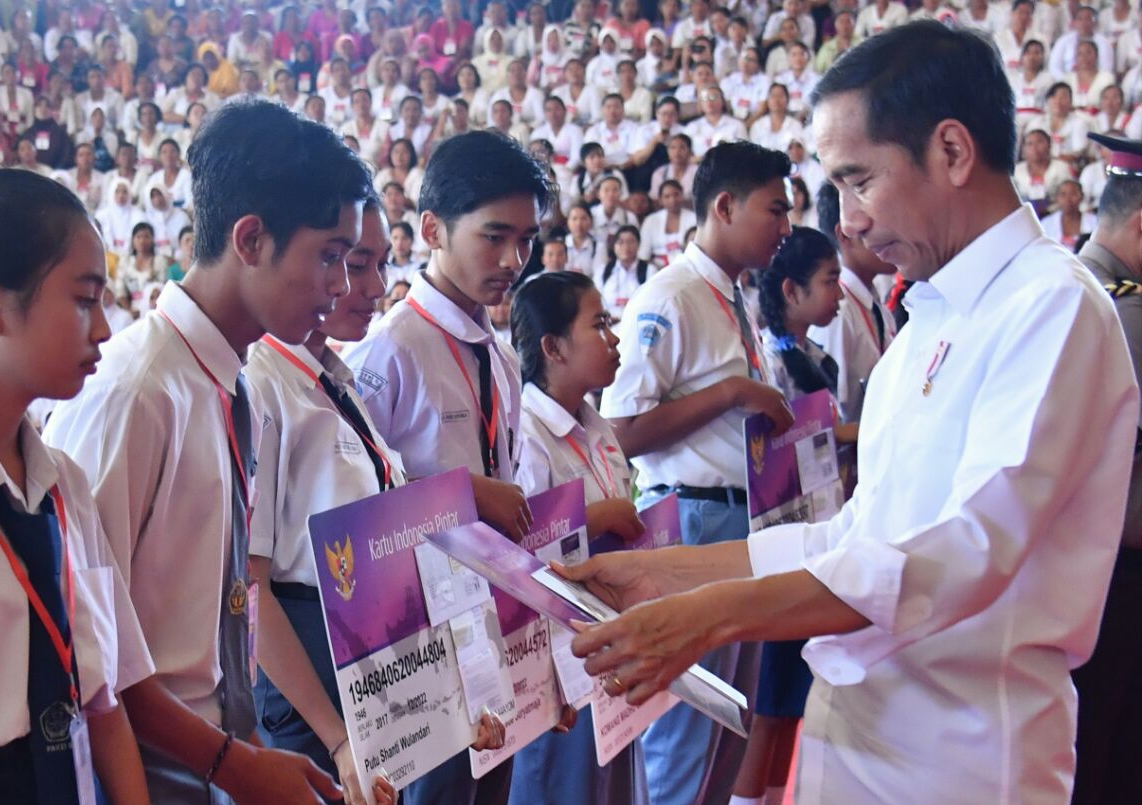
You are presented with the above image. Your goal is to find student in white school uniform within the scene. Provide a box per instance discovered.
[565,201,604,275]
[0,170,154,805]
[343,129,553,805]
[592,176,636,249]
[597,141,795,805]
[597,225,655,322]
[807,183,897,424]
[507,271,650,805]
[44,99,374,805]
[247,201,504,805]
[640,179,697,268]
[685,85,748,159]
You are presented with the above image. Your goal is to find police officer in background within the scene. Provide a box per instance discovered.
[1072,131,1142,805]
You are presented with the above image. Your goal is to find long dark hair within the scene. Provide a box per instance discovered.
[758,226,838,395]
[511,271,596,391]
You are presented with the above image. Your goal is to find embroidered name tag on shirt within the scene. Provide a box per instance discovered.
[442,409,471,423]
[357,368,388,392]
[335,439,362,456]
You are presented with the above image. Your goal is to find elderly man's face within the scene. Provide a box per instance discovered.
[814,91,948,282]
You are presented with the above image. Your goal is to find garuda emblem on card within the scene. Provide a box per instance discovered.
[749,435,766,477]
[325,536,357,601]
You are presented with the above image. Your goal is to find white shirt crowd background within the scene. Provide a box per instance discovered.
[3,0,1132,325]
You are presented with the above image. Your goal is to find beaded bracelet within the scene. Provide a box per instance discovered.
[205,731,235,785]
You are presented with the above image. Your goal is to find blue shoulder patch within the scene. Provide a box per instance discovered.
[637,312,672,351]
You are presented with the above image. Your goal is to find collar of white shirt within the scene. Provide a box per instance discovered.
[156,282,245,394]
[684,241,738,300]
[839,265,875,309]
[917,203,1043,318]
[269,338,325,390]
[408,270,495,346]
[0,417,60,513]
[522,382,582,439]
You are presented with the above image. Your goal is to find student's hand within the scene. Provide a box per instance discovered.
[332,738,366,805]
[724,377,794,435]
[372,772,397,805]
[551,552,666,613]
[588,498,645,542]
[552,704,578,734]
[471,709,506,751]
[472,474,534,542]
[222,743,343,805]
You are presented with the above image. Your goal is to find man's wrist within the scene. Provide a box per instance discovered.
[211,736,257,794]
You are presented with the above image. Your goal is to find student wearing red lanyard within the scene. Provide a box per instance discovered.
[45,99,373,805]
[509,271,648,805]
[0,170,153,805]
[247,201,505,805]
[599,141,795,805]
[344,129,552,805]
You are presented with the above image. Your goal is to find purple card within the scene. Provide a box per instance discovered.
[307,467,478,670]
[744,390,836,521]
[493,479,587,636]
[591,493,682,555]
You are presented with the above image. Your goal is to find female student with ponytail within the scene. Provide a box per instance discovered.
[730,225,846,805]
[246,200,504,805]
[0,170,154,805]
[507,270,650,805]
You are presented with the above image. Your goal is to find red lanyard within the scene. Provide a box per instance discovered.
[406,297,501,460]
[0,486,78,704]
[564,436,619,499]
[839,281,885,355]
[159,312,251,530]
[261,335,393,488]
[703,279,765,380]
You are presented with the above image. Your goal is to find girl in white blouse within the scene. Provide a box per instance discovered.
[509,270,648,805]
[0,167,153,805]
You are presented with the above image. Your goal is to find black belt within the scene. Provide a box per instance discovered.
[651,484,747,506]
[270,581,320,602]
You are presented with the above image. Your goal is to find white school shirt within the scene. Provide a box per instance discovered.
[247,339,406,587]
[595,258,656,322]
[143,167,193,211]
[747,204,1140,805]
[854,1,909,37]
[1063,71,1117,112]
[320,85,355,129]
[551,82,602,128]
[639,208,697,268]
[721,71,771,120]
[565,234,603,276]
[600,242,763,491]
[584,118,640,166]
[342,271,521,483]
[0,417,154,745]
[1049,31,1115,76]
[1008,70,1053,121]
[1115,27,1142,74]
[995,27,1049,76]
[591,204,634,246]
[530,120,585,172]
[1012,159,1072,203]
[774,69,820,117]
[749,114,805,153]
[684,114,747,159]
[807,266,896,424]
[1025,112,1089,159]
[340,116,390,166]
[1040,209,1097,251]
[44,283,263,726]
[487,85,546,126]
[515,384,632,502]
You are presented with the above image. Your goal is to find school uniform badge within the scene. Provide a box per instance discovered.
[638,312,671,352]
[325,536,357,601]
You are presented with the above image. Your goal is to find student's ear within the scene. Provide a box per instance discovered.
[540,332,564,364]
[232,215,268,267]
[712,190,734,225]
[421,210,444,251]
[931,119,976,189]
[781,276,800,306]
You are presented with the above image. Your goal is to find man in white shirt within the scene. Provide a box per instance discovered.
[807,183,896,424]
[763,0,816,49]
[598,140,795,805]
[1049,5,1114,75]
[673,0,714,49]
[585,93,641,168]
[44,99,374,805]
[530,95,585,182]
[562,23,1139,805]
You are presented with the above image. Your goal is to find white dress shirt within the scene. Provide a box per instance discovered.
[595,258,656,322]
[530,120,585,173]
[639,208,697,268]
[342,271,521,483]
[748,205,1140,805]
[1,417,153,744]
[584,118,641,166]
[854,2,910,37]
[515,384,632,502]
[44,283,262,726]
[1049,31,1115,76]
[684,114,747,159]
[807,267,896,423]
[600,242,764,491]
[247,339,407,586]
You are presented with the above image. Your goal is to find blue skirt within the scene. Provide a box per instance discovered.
[755,639,813,718]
